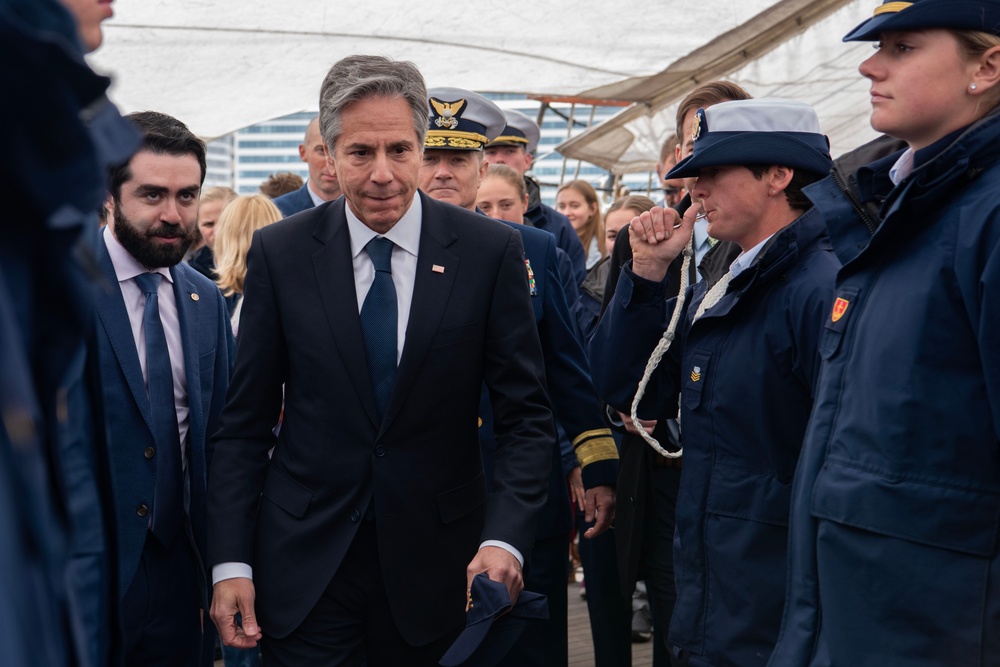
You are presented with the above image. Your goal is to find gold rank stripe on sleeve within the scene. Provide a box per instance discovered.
[572,428,619,467]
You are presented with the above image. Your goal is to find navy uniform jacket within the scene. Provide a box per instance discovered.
[273,182,315,218]
[92,234,234,603]
[208,193,554,644]
[477,216,618,540]
[590,208,838,667]
[770,118,1000,667]
[0,2,139,665]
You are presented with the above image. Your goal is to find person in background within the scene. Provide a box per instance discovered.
[214,194,284,338]
[485,109,587,285]
[188,186,237,281]
[272,116,341,217]
[654,135,685,208]
[770,2,1000,665]
[556,179,605,270]
[477,164,530,224]
[577,195,656,343]
[259,171,304,199]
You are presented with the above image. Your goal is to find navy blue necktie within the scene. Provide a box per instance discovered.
[359,237,398,423]
[134,272,182,544]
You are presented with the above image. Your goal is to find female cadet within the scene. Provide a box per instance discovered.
[769,2,1000,665]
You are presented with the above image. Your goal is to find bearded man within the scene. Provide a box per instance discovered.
[92,110,234,667]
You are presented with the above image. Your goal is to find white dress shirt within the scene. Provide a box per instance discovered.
[692,214,713,272]
[729,232,776,279]
[345,196,421,361]
[306,179,326,208]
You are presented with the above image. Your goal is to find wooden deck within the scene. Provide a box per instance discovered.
[567,573,655,667]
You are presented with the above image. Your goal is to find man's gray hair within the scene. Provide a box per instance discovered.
[319,55,429,151]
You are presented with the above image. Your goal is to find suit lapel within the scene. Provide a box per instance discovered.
[311,198,381,428]
[381,194,459,431]
[171,265,202,451]
[93,235,154,434]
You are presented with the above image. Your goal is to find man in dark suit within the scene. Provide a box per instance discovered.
[93,111,233,666]
[208,55,554,667]
[272,115,342,216]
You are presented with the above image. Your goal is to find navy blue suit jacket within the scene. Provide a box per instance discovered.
[272,182,315,218]
[92,233,233,597]
[208,193,554,644]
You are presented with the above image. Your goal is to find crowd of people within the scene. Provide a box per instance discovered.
[3,0,1000,666]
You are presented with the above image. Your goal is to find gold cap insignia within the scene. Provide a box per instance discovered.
[431,98,466,130]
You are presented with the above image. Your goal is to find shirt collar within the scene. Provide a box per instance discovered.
[692,213,710,249]
[103,225,173,284]
[728,232,774,279]
[345,194,422,260]
[306,180,326,207]
[888,148,915,186]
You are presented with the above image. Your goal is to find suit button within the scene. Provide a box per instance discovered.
[350,510,360,522]
[374,445,385,457]
[144,447,155,459]
[136,503,149,518]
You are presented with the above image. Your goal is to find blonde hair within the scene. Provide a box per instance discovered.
[201,185,237,205]
[557,180,605,260]
[484,164,527,200]
[214,195,283,296]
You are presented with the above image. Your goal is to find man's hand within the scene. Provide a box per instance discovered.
[617,410,657,436]
[582,484,615,539]
[467,546,523,608]
[629,204,698,282]
[211,577,262,649]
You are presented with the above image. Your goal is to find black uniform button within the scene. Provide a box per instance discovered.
[136,503,149,518]
[350,510,361,522]
[144,447,155,459]
[374,445,386,457]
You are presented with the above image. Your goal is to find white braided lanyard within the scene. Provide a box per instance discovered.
[629,234,732,458]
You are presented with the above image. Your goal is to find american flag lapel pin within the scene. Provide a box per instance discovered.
[432,264,445,274]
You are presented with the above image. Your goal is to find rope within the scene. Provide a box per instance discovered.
[629,234,693,459]
[629,231,733,459]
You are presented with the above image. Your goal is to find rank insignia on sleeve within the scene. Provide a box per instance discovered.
[831,297,849,322]
[525,259,537,296]
[690,366,702,382]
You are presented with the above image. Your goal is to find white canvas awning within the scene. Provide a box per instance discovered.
[88,0,881,165]
[557,0,880,172]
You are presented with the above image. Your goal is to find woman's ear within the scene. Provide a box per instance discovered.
[969,45,1000,94]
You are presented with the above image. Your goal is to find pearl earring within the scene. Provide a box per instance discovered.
[970,83,979,91]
